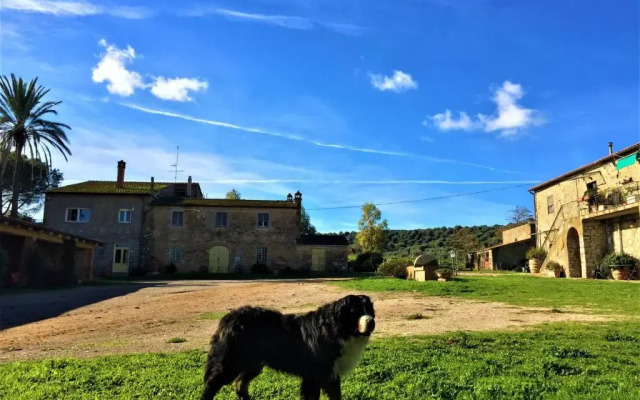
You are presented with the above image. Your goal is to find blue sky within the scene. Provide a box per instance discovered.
[1,0,638,232]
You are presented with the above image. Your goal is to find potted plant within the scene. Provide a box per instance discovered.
[583,188,597,203]
[608,188,622,206]
[435,267,453,281]
[601,252,637,281]
[545,261,563,278]
[526,247,547,274]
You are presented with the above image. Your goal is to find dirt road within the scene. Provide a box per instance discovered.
[0,279,608,361]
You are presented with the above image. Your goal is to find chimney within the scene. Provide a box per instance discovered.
[150,177,155,191]
[608,142,613,155]
[117,160,126,188]
[294,191,302,228]
[187,176,193,198]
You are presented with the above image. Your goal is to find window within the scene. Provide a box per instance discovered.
[257,247,268,263]
[118,209,132,223]
[169,246,182,263]
[258,213,269,228]
[171,211,184,226]
[215,212,228,227]
[66,208,90,222]
[547,195,555,214]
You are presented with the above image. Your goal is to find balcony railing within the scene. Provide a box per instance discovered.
[579,182,639,217]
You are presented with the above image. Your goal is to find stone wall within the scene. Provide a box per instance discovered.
[44,194,149,276]
[581,220,610,277]
[147,205,299,273]
[613,215,640,259]
[296,245,348,272]
[492,239,534,270]
[502,223,534,244]
[534,157,640,245]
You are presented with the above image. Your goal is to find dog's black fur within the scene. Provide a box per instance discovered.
[200,294,375,400]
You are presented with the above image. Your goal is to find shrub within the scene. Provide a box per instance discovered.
[167,337,186,344]
[164,263,177,274]
[546,261,562,271]
[600,252,637,270]
[526,247,547,262]
[0,247,8,287]
[353,252,383,272]
[251,262,269,274]
[377,257,413,278]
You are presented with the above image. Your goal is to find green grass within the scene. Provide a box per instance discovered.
[199,312,227,320]
[1,323,639,399]
[334,275,640,315]
[166,338,187,344]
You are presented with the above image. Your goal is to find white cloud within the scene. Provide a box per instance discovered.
[426,81,544,137]
[91,39,146,97]
[369,70,418,93]
[1,0,151,18]
[428,110,476,131]
[150,77,209,102]
[184,7,364,35]
[213,8,314,29]
[120,103,517,174]
[92,39,208,101]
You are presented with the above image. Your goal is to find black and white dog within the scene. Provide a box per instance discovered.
[200,295,376,400]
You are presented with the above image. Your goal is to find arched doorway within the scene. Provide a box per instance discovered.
[209,246,230,273]
[567,228,582,278]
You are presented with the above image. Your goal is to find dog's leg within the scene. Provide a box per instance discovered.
[201,367,236,400]
[235,367,262,400]
[301,378,321,400]
[322,378,341,400]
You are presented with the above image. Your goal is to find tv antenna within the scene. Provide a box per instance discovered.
[168,146,185,182]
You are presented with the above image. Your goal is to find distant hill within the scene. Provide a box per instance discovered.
[332,224,510,258]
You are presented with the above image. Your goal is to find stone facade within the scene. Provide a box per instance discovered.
[43,161,348,276]
[530,142,640,278]
[502,223,534,244]
[44,193,150,276]
[146,203,300,273]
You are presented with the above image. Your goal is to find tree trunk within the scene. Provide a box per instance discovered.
[9,146,22,218]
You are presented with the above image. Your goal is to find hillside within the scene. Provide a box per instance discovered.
[335,224,508,258]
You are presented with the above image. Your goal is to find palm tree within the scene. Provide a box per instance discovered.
[0,74,71,217]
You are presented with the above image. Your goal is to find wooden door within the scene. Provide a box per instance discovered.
[209,246,230,273]
[112,245,129,274]
[311,248,326,272]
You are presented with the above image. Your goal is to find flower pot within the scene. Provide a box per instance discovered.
[436,270,453,281]
[611,266,631,281]
[529,259,540,274]
[547,268,562,278]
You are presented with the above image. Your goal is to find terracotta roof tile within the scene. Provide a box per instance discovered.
[47,181,171,195]
[150,198,298,208]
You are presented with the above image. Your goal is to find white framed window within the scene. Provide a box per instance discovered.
[169,246,183,263]
[258,213,269,228]
[118,209,132,223]
[215,212,228,227]
[547,195,555,214]
[171,211,184,227]
[66,208,90,223]
[257,247,268,263]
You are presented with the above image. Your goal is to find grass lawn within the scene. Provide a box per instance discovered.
[1,322,639,399]
[333,275,640,315]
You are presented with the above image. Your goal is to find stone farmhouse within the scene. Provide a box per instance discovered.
[472,223,535,271]
[529,142,639,278]
[43,161,348,276]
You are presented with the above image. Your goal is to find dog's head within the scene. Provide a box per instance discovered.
[335,295,375,338]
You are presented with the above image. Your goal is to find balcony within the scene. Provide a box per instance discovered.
[580,183,640,220]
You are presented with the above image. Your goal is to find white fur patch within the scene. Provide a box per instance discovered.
[334,336,369,377]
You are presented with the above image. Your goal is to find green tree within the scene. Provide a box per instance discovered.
[356,203,388,253]
[225,188,241,199]
[1,154,63,216]
[300,206,316,235]
[507,206,533,224]
[0,74,71,217]
[449,228,481,256]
